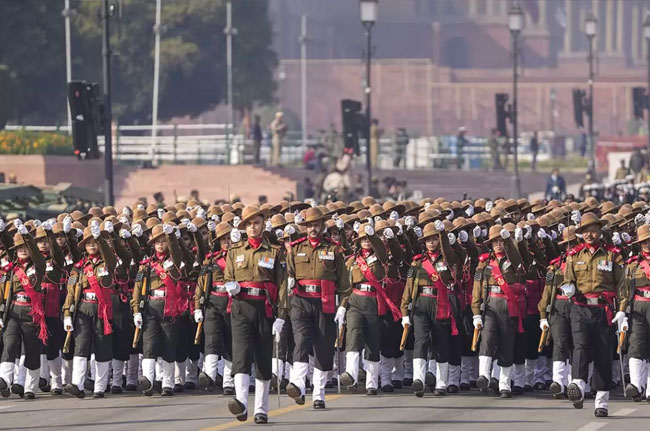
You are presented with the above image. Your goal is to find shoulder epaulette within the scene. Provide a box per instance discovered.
[604,244,621,253]
[290,237,308,247]
[270,244,281,250]
[139,257,151,265]
[412,254,423,263]
[549,256,562,266]
[231,242,244,249]
[478,253,490,262]
[568,243,586,256]
[626,255,639,264]
[74,259,85,269]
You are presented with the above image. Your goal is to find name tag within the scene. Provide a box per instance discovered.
[26,267,36,277]
[318,251,334,261]
[46,262,54,272]
[597,261,612,272]
[163,260,174,269]
[65,257,74,266]
[367,256,378,264]
[502,261,511,271]
[258,257,275,269]
[297,253,307,257]
[236,255,245,263]
[193,261,199,267]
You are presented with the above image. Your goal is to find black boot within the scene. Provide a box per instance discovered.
[228,398,248,422]
[594,408,608,418]
[413,379,425,398]
[65,383,85,399]
[313,400,326,409]
[254,413,268,424]
[138,376,153,396]
[566,383,583,409]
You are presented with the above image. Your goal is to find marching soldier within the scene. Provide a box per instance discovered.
[563,212,628,417]
[285,207,350,409]
[224,205,287,424]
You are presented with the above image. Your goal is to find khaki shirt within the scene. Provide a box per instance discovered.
[538,259,564,319]
[563,243,627,312]
[224,238,288,319]
[0,234,47,307]
[194,249,227,311]
[625,256,650,291]
[287,237,351,307]
[345,233,389,287]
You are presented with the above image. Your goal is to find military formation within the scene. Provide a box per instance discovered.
[0,195,648,423]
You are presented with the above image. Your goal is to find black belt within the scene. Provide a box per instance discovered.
[419,286,436,296]
[212,283,227,294]
[354,283,375,293]
[635,289,650,299]
[13,293,30,303]
[298,284,321,294]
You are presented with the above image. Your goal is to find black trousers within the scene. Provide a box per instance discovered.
[142,299,179,362]
[203,295,232,360]
[550,299,573,362]
[460,306,476,356]
[1,304,42,369]
[413,296,451,363]
[627,300,650,360]
[110,294,132,361]
[570,305,614,391]
[73,301,113,362]
[448,294,462,366]
[380,314,403,359]
[231,298,273,380]
[345,294,381,362]
[43,316,64,361]
[276,315,294,363]
[290,295,336,371]
[479,296,517,367]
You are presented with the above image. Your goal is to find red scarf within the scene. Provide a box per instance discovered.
[642,251,650,260]
[587,241,599,254]
[427,251,439,260]
[248,237,263,249]
[309,238,321,248]
[361,248,372,258]
[494,252,505,259]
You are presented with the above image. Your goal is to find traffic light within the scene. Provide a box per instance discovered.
[341,99,363,156]
[67,81,101,160]
[572,88,586,128]
[632,87,647,120]
[495,93,509,136]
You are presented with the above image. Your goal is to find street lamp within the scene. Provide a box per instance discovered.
[643,13,650,149]
[585,11,597,173]
[360,0,377,196]
[508,2,523,198]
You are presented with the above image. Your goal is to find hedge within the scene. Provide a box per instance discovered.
[0,130,74,155]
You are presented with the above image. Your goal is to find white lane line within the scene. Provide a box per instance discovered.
[611,408,637,417]
[576,423,607,431]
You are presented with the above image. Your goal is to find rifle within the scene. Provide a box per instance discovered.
[132,268,150,348]
[194,264,213,345]
[0,273,12,338]
[538,269,558,352]
[400,269,419,351]
[471,265,489,352]
[62,278,82,353]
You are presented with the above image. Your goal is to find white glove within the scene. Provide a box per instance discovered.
[472,225,482,239]
[524,225,532,240]
[611,232,621,246]
[63,219,72,234]
[645,212,650,225]
[473,315,483,329]
[265,220,273,232]
[537,228,547,239]
[413,226,423,238]
[458,230,469,243]
[181,218,191,226]
[395,222,403,235]
[389,211,399,221]
[571,210,581,225]
[284,225,296,236]
[13,219,22,230]
[481,228,488,238]
[193,309,204,323]
[635,213,645,226]
[514,227,523,243]
[122,207,132,216]
[187,223,198,233]
[157,208,165,219]
[401,315,410,328]
[225,281,241,296]
[560,283,575,298]
[132,224,143,238]
[551,230,557,240]
[133,313,143,329]
[174,228,181,239]
[232,216,242,227]
[75,228,83,238]
[0,319,4,329]
[275,228,283,238]
[33,219,42,228]
[465,205,474,217]
[445,211,454,221]
[619,316,629,333]
[526,213,535,221]
[230,229,241,243]
[448,233,456,245]
[622,232,631,243]
[308,199,317,208]
[162,224,173,235]
[211,214,220,222]
[485,201,494,212]
[383,228,395,240]
[539,319,549,331]
[119,229,131,239]
[63,316,73,332]
[405,216,416,229]
[557,223,565,235]
[364,225,375,236]
[287,277,295,289]
[374,216,382,223]
[434,220,445,232]
[272,318,285,340]
[424,203,431,210]
[207,221,216,232]
[17,224,28,236]
[334,306,346,326]
[353,221,361,234]
[91,224,101,239]
[335,218,345,230]
[197,208,206,219]
[366,217,375,227]
[611,311,627,332]
[0,219,5,233]
[42,219,53,231]
[104,220,113,234]
[500,228,510,240]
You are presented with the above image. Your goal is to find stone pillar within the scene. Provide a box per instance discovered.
[605,0,613,53]
[468,0,478,17]
[632,6,639,60]
[592,0,599,49]
[539,0,547,29]
[486,0,494,17]
[563,0,572,53]
[616,0,623,54]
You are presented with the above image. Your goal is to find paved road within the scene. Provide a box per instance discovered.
[0,387,647,431]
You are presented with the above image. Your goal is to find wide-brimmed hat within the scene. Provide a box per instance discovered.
[451,217,477,234]
[575,212,607,234]
[382,201,405,217]
[375,219,399,236]
[368,204,386,219]
[353,223,374,241]
[78,227,98,248]
[485,224,506,243]
[297,207,327,226]
[214,222,233,240]
[270,214,288,230]
[148,224,169,245]
[418,222,441,241]
[599,201,619,216]
[145,217,161,232]
[10,232,27,250]
[633,224,650,245]
[558,226,578,245]
[239,205,270,227]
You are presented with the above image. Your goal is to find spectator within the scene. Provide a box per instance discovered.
[579,131,588,157]
[303,177,315,199]
[252,115,263,164]
[630,148,645,174]
[369,119,381,169]
[487,128,502,171]
[530,130,539,171]
[456,126,468,170]
[269,112,288,167]
[258,195,268,205]
[303,146,317,169]
[615,159,629,180]
[545,168,566,200]
[393,128,409,168]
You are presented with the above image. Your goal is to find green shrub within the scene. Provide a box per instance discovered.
[0,130,74,155]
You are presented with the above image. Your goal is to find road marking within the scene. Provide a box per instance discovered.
[576,423,607,431]
[0,405,11,410]
[199,394,344,431]
[612,408,636,417]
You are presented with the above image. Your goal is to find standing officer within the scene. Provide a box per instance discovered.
[285,207,350,409]
[224,205,287,424]
[563,212,628,417]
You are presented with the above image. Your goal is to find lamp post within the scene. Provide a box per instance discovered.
[102,0,114,205]
[508,2,523,199]
[585,11,597,173]
[224,0,237,163]
[360,0,377,196]
[643,13,650,149]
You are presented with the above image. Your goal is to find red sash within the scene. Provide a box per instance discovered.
[239,281,278,318]
[574,291,617,325]
[12,266,48,343]
[41,283,61,318]
[355,256,402,321]
[214,254,233,314]
[421,259,458,335]
[84,264,113,335]
[639,259,650,282]
[489,259,524,333]
[525,278,543,316]
[151,261,184,318]
[294,279,337,313]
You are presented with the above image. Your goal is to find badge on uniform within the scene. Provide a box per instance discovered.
[163,260,174,270]
[597,261,612,272]
[97,267,109,277]
[26,267,36,277]
[65,257,74,266]
[367,255,378,264]
[258,257,275,269]
[297,252,307,257]
[503,261,511,271]
[46,262,54,272]
[236,255,245,263]
[318,251,334,261]
[435,262,447,272]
